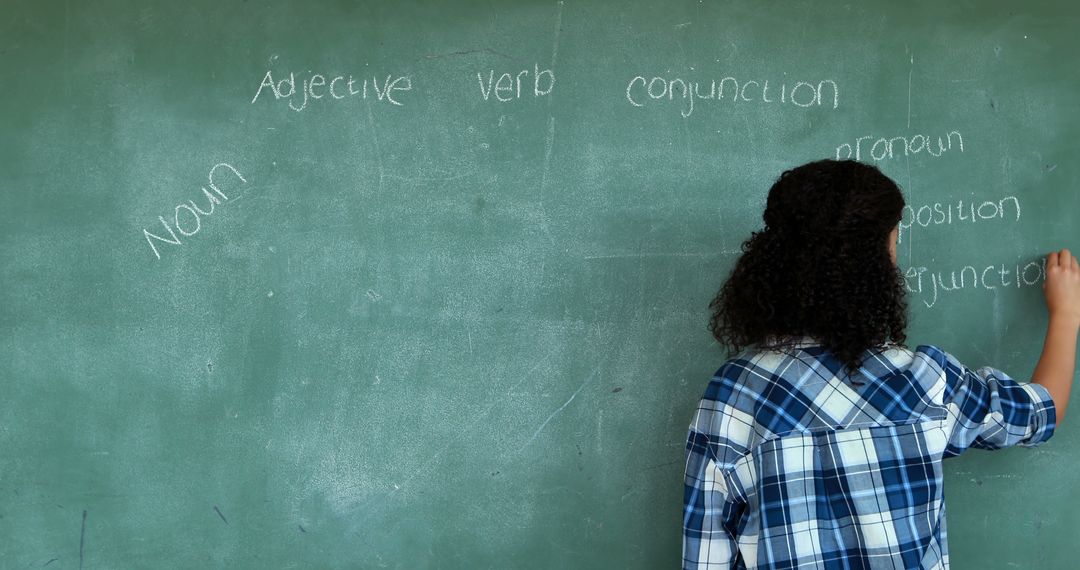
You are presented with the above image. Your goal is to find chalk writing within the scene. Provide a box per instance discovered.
[142,163,247,260]
[477,64,555,101]
[835,130,964,162]
[251,70,412,111]
[898,195,1020,244]
[625,74,839,117]
[904,257,1045,308]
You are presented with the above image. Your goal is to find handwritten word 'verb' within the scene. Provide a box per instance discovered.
[477,64,555,101]
[142,163,247,260]
[251,71,412,111]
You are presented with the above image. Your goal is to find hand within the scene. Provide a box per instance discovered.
[1044,249,1080,326]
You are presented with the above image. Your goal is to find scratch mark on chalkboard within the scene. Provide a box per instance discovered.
[467,328,474,355]
[644,459,682,471]
[423,48,512,60]
[597,409,604,454]
[583,252,731,260]
[505,357,546,398]
[298,524,306,533]
[1046,164,1058,173]
[382,171,477,183]
[550,1,564,68]
[675,22,691,29]
[78,510,86,570]
[213,506,229,525]
[522,369,597,450]
[537,115,557,246]
[43,558,58,567]
[906,47,914,129]
[63,0,70,96]
[365,103,385,192]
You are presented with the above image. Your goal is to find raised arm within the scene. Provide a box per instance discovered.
[1031,249,1080,422]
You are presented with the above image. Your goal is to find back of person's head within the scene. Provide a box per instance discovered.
[709,159,907,371]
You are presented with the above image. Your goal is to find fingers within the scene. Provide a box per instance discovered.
[1047,249,1080,274]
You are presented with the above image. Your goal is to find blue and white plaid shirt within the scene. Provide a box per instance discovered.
[683,342,1056,569]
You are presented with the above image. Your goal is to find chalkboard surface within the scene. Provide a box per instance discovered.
[2,1,1078,568]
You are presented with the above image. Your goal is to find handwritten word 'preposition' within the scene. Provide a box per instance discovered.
[905,258,1045,308]
[251,71,412,112]
[625,75,839,117]
[835,131,964,162]
[142,163,247,260]
[477,64,555,101]
[898,196,1020,244]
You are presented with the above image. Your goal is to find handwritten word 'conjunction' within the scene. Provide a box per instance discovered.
[251,71,412,112]
[835,130,964,162]
[625,75,839,117]
[898,195,1020,244]
[142,163,248,260]
[477,64,555,101]
[904,258,1045,308]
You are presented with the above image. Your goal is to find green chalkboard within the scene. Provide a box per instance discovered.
[2,1,1078,568]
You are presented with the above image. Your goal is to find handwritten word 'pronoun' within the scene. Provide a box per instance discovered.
[251,71,412,112]
[142,163,247,260]
[835,130,963,162]
[625,75,839,117]
[477,64,555,102]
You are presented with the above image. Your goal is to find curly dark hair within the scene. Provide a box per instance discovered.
[708,159,908,371]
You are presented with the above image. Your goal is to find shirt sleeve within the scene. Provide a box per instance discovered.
[683,425,744,569]
[935,348,1057,456]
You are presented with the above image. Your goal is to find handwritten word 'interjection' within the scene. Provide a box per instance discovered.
[625,75,839,117]
[835,130,964,162]
[251,71,412,112]
[898,196,1020,244]
[142,163,247,260]
[904,258,1045,308]
[477,64,555,102]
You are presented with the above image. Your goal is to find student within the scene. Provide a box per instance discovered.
[682,160,1076,569]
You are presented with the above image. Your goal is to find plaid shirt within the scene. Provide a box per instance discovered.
[683,342,1056,569]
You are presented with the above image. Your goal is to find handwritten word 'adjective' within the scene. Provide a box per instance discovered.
[835,131,963,162]
[625,75,839,117]
[251,71,412,112]
[905,258,1045,308]
[477,64,555,101]
[142,163,247,260]
[898,196,1019,244]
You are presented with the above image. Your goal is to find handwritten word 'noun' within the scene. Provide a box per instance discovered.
[905,258,1045,308]
[251,71,412,112]
[625,75,839,117]
[835,130,963,162]
[477,64,555,101]
[898,196,1020,244]
[142,163,248,260]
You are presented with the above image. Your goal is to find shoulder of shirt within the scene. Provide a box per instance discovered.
[698,343,962,423]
